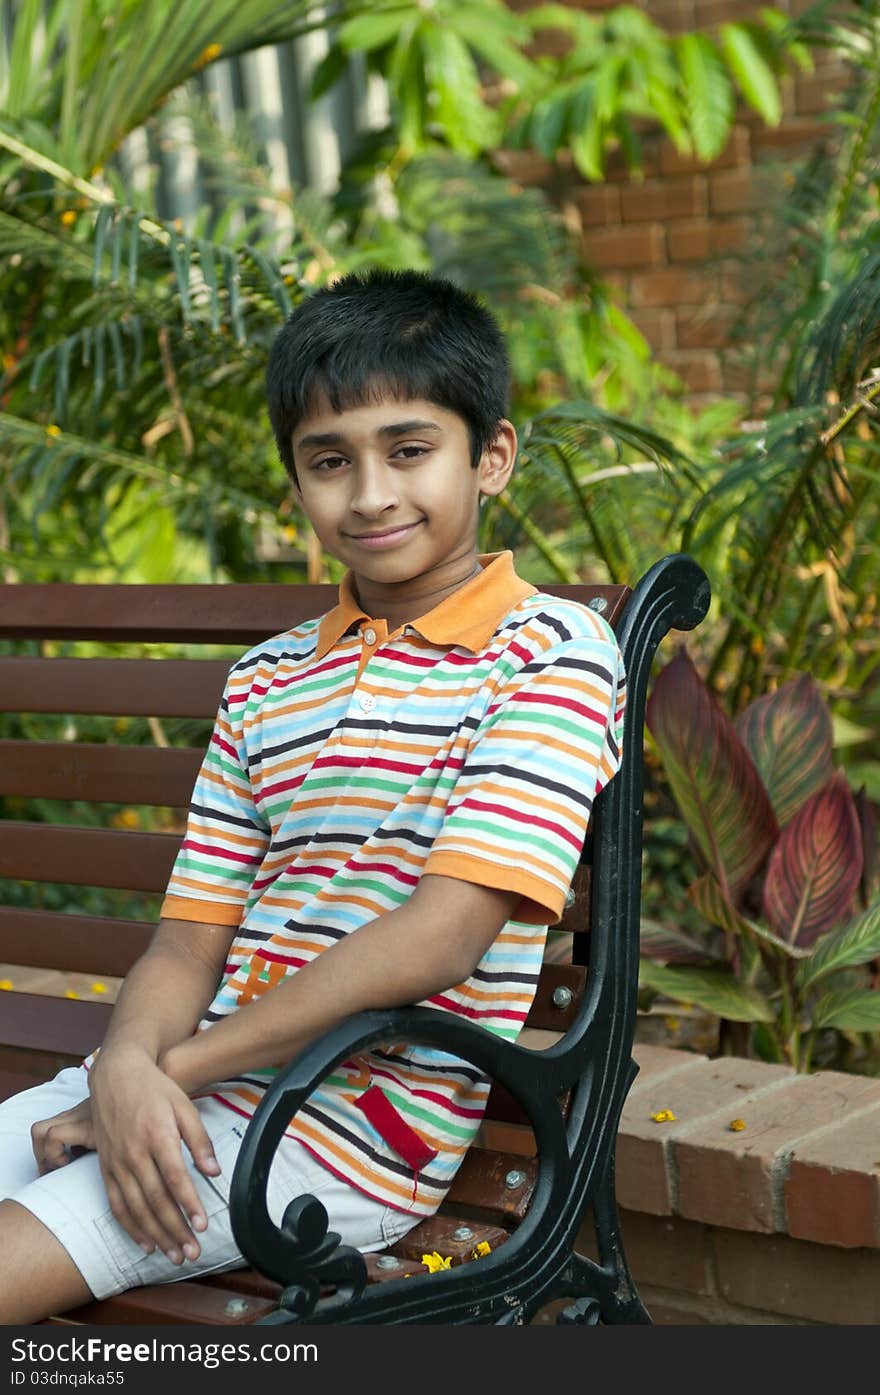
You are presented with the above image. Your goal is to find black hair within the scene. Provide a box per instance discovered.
[265,268,511,484]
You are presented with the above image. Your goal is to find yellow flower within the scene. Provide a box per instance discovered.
[91,982,108,994]
[65,990,80,999]
[650,1109,677,1123]
[0,980,13,991]
[421,1251,453,1273]
[110,808,141,829]
[46,424,61,438]
[61,210,77,226]
[195,42,223,70]
[472,1241,491,1259]
[729,1118,746,1132]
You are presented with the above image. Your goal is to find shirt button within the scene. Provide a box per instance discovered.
[359,693,376,713]
[363,627,376,645]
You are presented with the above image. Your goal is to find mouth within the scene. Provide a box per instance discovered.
[347,522,423,545]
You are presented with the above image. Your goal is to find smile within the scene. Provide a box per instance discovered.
[348,522,422,548]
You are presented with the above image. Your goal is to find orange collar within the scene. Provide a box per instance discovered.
[315,550,537,659]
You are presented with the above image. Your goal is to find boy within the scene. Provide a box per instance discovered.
[0,269,626,1323]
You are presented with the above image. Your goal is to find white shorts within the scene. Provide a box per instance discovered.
[0,1067,419,1302]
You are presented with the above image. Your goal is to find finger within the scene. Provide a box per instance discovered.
[112,1162,192,1262]
[109,1142,201,1262]
[147,1138,208,1258]
[32,1116,73,1174]
[175,1105,221,1216]
[102,1169,157,1257]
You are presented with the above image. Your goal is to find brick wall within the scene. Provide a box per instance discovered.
[515,1043,880,1324]
[504,0,851,408]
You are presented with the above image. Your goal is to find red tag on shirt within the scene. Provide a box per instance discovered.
[354,1085,438,1172]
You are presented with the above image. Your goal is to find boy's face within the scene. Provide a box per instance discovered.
[289,393,516,600]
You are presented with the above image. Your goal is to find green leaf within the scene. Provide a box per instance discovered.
[677,34,734,163]
[310,43,349,101]
[451,8,537,91]
[647,648,779,898]
[6,0,44,118]
[638,959,774,1023]
[420,25,499,155]
[340,10,410,54]
[811,988,880,1033]
[568,81,604,180]
[719,22,782,125]
[735,674,835,828]
[796,901,880,994]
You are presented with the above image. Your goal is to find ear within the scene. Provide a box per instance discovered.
[477,419,517,500]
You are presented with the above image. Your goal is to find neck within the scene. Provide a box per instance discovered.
[352,555,483,630]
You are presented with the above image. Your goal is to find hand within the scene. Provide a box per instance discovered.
[87,1042,221,1265]
[31,1098,96,1174]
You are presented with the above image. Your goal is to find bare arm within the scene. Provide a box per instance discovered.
[162,875,521,1094]
[99,916,235,1061]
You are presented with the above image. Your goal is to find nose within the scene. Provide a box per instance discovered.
[349,459,400,518]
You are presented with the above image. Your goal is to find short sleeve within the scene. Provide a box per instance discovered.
[160,668,271,926]
[423,622,626,926]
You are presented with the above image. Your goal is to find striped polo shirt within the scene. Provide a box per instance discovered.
[158,549,626,1214]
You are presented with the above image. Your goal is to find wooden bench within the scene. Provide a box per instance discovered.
[0,554,710,1326]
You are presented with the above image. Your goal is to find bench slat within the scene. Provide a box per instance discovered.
[0,741,202,805]
[0,907,153,975]
[0,585,334,641]
[1,991,111,1058]
[0,583,630,641]
[0,823,180,890]
[0,658,228,716]
[57,1281,278,1326]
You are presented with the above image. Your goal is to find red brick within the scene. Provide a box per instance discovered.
[637,0,694,35]
[795,67,852,117]
[628,307,676,352]
[667,216,751,262]
[785,1102,880,1249]
[583,224,665,270]
[715,1228,880,1324]
[624,1209,712,1295]
[667,221,712,263]
[709,168,766,215]
[630,267,714,307]
[660,125,750,176]
[674,1070,880,1235]
[676,304,740,349]
[750,119,832,153]
[666,350,722,394]
[574,184,621,228]
[695,0,764,20]
[620,175,707,222]
[616,1054,789,1217]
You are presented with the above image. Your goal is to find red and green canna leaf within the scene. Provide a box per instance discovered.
[646,647,778,899]
[640,916,725,965]
[762,771,863,947]
[854,786,877,907]
[689,872,810,958]
[735,674,834,828]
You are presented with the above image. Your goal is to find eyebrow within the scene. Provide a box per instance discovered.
[296,420,443,449]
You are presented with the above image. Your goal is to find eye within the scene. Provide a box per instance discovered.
[394,444,429,459]
[312,455,346,472]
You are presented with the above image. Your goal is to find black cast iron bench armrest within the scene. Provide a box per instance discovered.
[229,1005,627,1325]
